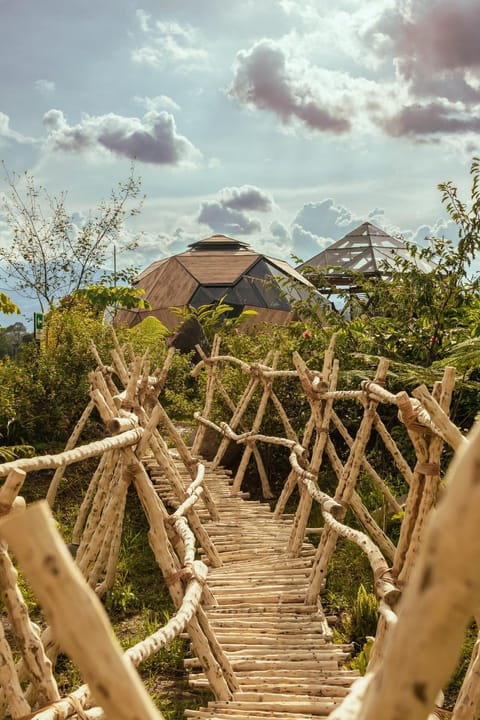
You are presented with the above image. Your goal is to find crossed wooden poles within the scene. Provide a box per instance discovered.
[0,329,478,720]
[0,333,238,720]
[192,334,480,719]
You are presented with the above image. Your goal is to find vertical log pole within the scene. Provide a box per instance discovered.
[369,371,456,672]
[0,502,165,720]
[0,618,31,718]
[71,453,108,545]
[191,335,221,457]
[126,452,236,699]
[274,414,316,518]
[211,350,273,469]
[288,347,338,555]
[306,358,389,604]
[0,543,60,707]
[452,616,480,720]
[231,353,279,497]
[46,399,95,507]
[336,420,480,720]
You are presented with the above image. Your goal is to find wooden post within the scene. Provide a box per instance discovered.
[151,346,176,398]
[46,399,95,507]
[231,353,279,497]
[288,348,338,555]
[126,452,235,699]
[306,358,389,604]
[274,415,316,518]
[395,367,456,586]
[71,453,108,545]
[0,617,31,718]
[330,409,402,513]
[211,351,273,469]
[146,431,222,567]
[191,335,221,456]
[197,359,271,505]
[330,419,480,720]
[325,438,396,561]
[452,616,480,720]
[0,502,166,720]
[0,542,60,707]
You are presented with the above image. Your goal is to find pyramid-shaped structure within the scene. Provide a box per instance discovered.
[298,222,432,286]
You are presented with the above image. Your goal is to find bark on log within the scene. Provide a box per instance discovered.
[306,358,389,603]
[0,468,27,515]
[46,400,95,507]
[0,542,60,707]
[333,419,480,720]
[0,429,142,476]
[0,616,31,718]
[0,502,165,720]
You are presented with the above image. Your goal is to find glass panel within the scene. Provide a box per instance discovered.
[247,259,289,281]
[190,286,231,306]
[230,277,267,307]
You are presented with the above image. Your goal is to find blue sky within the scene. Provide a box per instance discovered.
[1,0,479,325]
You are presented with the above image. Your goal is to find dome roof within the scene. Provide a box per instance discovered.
[115,234,319,329]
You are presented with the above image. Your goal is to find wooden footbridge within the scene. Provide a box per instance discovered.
[0,333,479,720]
[155,458,359,719]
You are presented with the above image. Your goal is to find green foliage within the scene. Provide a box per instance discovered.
[348,636,374,675]
[444,622,478,709]
[0,443,35,462]
[0,291,20,315]
[0,299,113,443]
[0,322,31,359]
[74,284,152,311]
[105,576,138,614]
[170,297,257,341]
[293,157,480,387]
[341,584,379,654]
[127,316,170,348]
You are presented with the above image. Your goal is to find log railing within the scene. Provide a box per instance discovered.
[191,334,480,719]
[0,334,235,720]
[0,329,478,720]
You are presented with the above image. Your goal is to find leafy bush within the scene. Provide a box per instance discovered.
[341,584,379,654]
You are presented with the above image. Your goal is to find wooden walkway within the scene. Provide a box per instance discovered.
[152,459,360,719]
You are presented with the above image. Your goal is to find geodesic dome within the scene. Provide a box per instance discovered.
[115,234,318,329]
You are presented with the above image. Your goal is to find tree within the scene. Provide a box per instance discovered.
[297,157,480,367]
[0,321,29,359]
[0,291,20,316]
[0,163,144,312]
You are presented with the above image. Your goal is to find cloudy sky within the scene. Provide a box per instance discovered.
[1,0,479,321]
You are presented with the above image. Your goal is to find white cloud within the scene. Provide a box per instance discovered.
[132,10,208,70]
[197,202,262,236]
[406,218,459,247]
[134,95,181,113]
[35,79,56,96]
[230,40,353,134]
[228,2,480,144]
[293,198,361,238]
[229,38,405,138]
[0,113,38,146]
[218,185,273,212]
[291,224,331,259]
[42,108,201,166]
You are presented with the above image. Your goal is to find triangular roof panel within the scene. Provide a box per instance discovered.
[299,222,432,281]
[177,254,258,284]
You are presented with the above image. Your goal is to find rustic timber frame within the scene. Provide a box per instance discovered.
[0,330,477,720]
